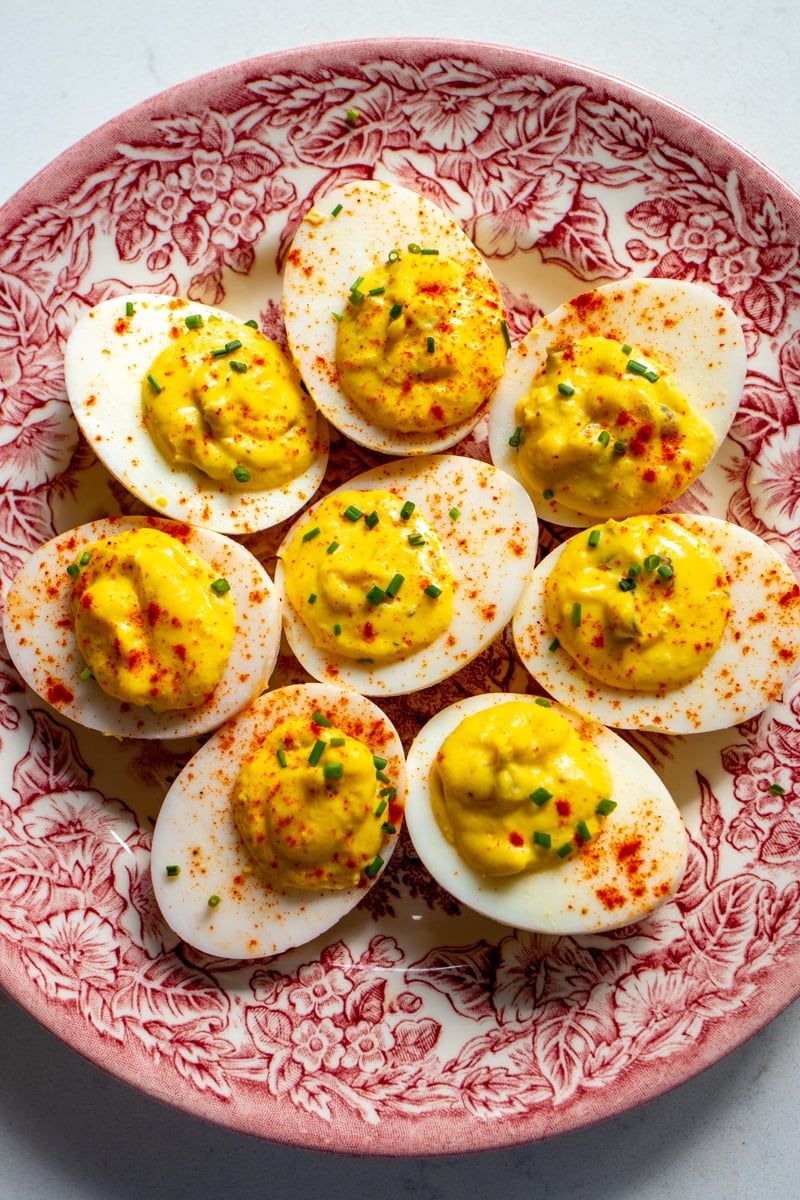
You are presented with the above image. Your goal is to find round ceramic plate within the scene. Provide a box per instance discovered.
[2,38,800,1156]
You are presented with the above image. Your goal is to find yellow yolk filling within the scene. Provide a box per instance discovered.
[69,527,235,711]
[232,716,389,890]
[281,488,455,665]
[513,335,716,519]
[335,252,507,433]
[432,700,614,877]
[142,317,319,489]
[545,515,730,692]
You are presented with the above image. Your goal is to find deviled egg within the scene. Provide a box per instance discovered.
[488,278,746,525]
[513,513,800,733]
[405,692,687,934]
[275,454,538,696]
[2,516,281,739]
[282,178,509,454]
[150,684,406,959]
[64,294,329,534]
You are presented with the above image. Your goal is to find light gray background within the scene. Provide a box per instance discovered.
[2,2,799,1197]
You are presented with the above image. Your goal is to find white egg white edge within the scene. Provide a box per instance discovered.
[487,277,747,527]
[513,513,800,734]
[150,683,407,960]
[63,293,330,535]
[282,178,506,455]
[2,515,282,740]
[404,692,688,936]
[274,453,539,697]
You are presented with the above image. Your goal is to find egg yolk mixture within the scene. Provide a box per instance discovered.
[512,335,716,518]
[545,514,730,692]
[68,527,235,711]
[432,700,614,877]
[281,488,455,664]
[232,714,398,889]
[142,315,319,489]
[335,250,507,433]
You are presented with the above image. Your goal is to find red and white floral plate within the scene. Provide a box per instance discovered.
[2,38,800,1156]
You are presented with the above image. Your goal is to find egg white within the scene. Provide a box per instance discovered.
[282,178,506,455]
[404,692,687,935]
[513,514,800,733]
[64,294,329,535]
[150,683,406,959]
[488,278,746,526]
[274,454,539,697]
[2,515,282,740]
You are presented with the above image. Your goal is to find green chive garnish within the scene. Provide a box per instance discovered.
[424,583,442,598]
[621,343,632,355]
[79,551,90,565]
[244,318,259,328]
[368,286,386,296]
[373,755,388,770]
[346,108,360,124]
[598,430,611,447]
[644,369,660,383]
[576,821,592,843]
[613,440,627,455]
[308,739,326,766]
[571,602,582,626]
[626,359,648,376]
[385,573,404,598]
[400,500,415,520]
[543,488,555,500]
[208,894,221,908]
[375,799,388,817]
[331,203,343,216]
[588,528,602,547]
[387,250,400,263]
[308,593,317,604]
[596,798,617,815]
[326,540,340,554]
[530,786,552,806]
[420,247,439,255]
[233,465,251,482]
[365,855,383,879]
[125,300,134,317]
[230,360,248,373]
[657,564,674,580]
[312,711,332,726]
[66,562,80,578]
[556,843,573,859]
[508,426,522,449]
[426,336,435,353]
[627,564,641,577]
[558,382,575,397]
[768,784,786,795]
[381,821,397,834]
[365,511,379,529]
[500,319,511,349]
[534,697,551,707]
[408,242,421,254]
[407,532,425,546]
[533,831,552,849]
[330,736,346,747]
[302,526,321,542]
[389,303,403,320]
[366,585,386,605]
[165,864,180,877]
[79,666,93,681]
[333,623,341,636]
[277,748,288,768]
[146,373,162,394]
[184,313,203,329]
[548,637,560,652]
[343,504,363,521]
[324,761,344,781]
[449,507,460,520]
[619,577,636,592]
[376,770,391,785]
[210,578,230,595]
[644,554,661,571]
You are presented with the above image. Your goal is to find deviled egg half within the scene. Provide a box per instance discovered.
[282,178,509,454]
[405,692,687,935]
[64,294,329,534]
[489,278,746,526]
[275,453,539,697]
[151,684,406,959]
[3,516,281,739]
[513,512,800,733]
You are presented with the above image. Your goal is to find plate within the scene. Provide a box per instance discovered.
[2,37,800,1156]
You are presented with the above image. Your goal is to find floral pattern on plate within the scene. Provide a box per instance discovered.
[1,38,800,1155]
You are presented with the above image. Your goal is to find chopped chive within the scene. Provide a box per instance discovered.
[533,831,552,848]
[644,369,660,383]
[331,203,343,216]
[588,528,602,547]
[125,300,134,317]
[244,318,259,328]
[387,249,400,263]
[365,854,383,879]
[407,532,425,546]
[165,864,180,877]
[424,583,442,598]
[79,666,93,681]
[343,504,363,521]
[597,429,611,447]
[146,373,162,394]
[66,562,80,578]
[208,894,221,908]
[365,510,379,529]
[644,554,661,571]
[500,319,511,349]
[543,488,555,500]
[621,343,632,355]
[350,275,364,294]
[548,637,560,652]
[375,798,388,817]
[329,736,346,747]
[79,551,90,565]
[558,382,576,397]
[618,577,636,592]
[233,465,251,482]
[308,593,317,604]
[312,711,332,726]
[333,623,341,636]
[376,770,391,784]
[385,573,404,598]
[571,602,582,626]
[408,242,421,254]
[184,313,203,329]
[373,755,388,770]
[302,526,321,542]
[210,578,230,595]
[556,843,573,859]
[389,303,403,320]
[276,747,288,768]
[326,540,340,555]
[768,783,786,795]
[613,440,627,455]
[657,563,674,580]
[596,798,617,815]
[449,507,460,520]
[308,739,326,766]
[381,786,397,803]
[366,585,386,605]
[381,821,397,834]
[576,821,592,843]
[400,500,415,520]
[508,426,522,449]
[324,761,344,781]
[230,360,248,373]
[626,359,648,376]
[368,286,386,296]
[332,312,343,322]
[346,108,360,125]
[530,786,552,806]
[627,563,642,577]
[349,290,364,306]
[534,697,551,707]
[426,336,435,353]
[420,247,440,255]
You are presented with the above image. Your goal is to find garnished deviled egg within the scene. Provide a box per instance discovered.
[275,454,538,696]
[405,692,687,934]
[3,516,281,739]
[513,513,800,733]
[282,178,508,454]
[64,294,329,534]
[489,279,745,525]
[150,684,405,959]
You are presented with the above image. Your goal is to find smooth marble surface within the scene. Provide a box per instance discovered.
[3,2,800,1196]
